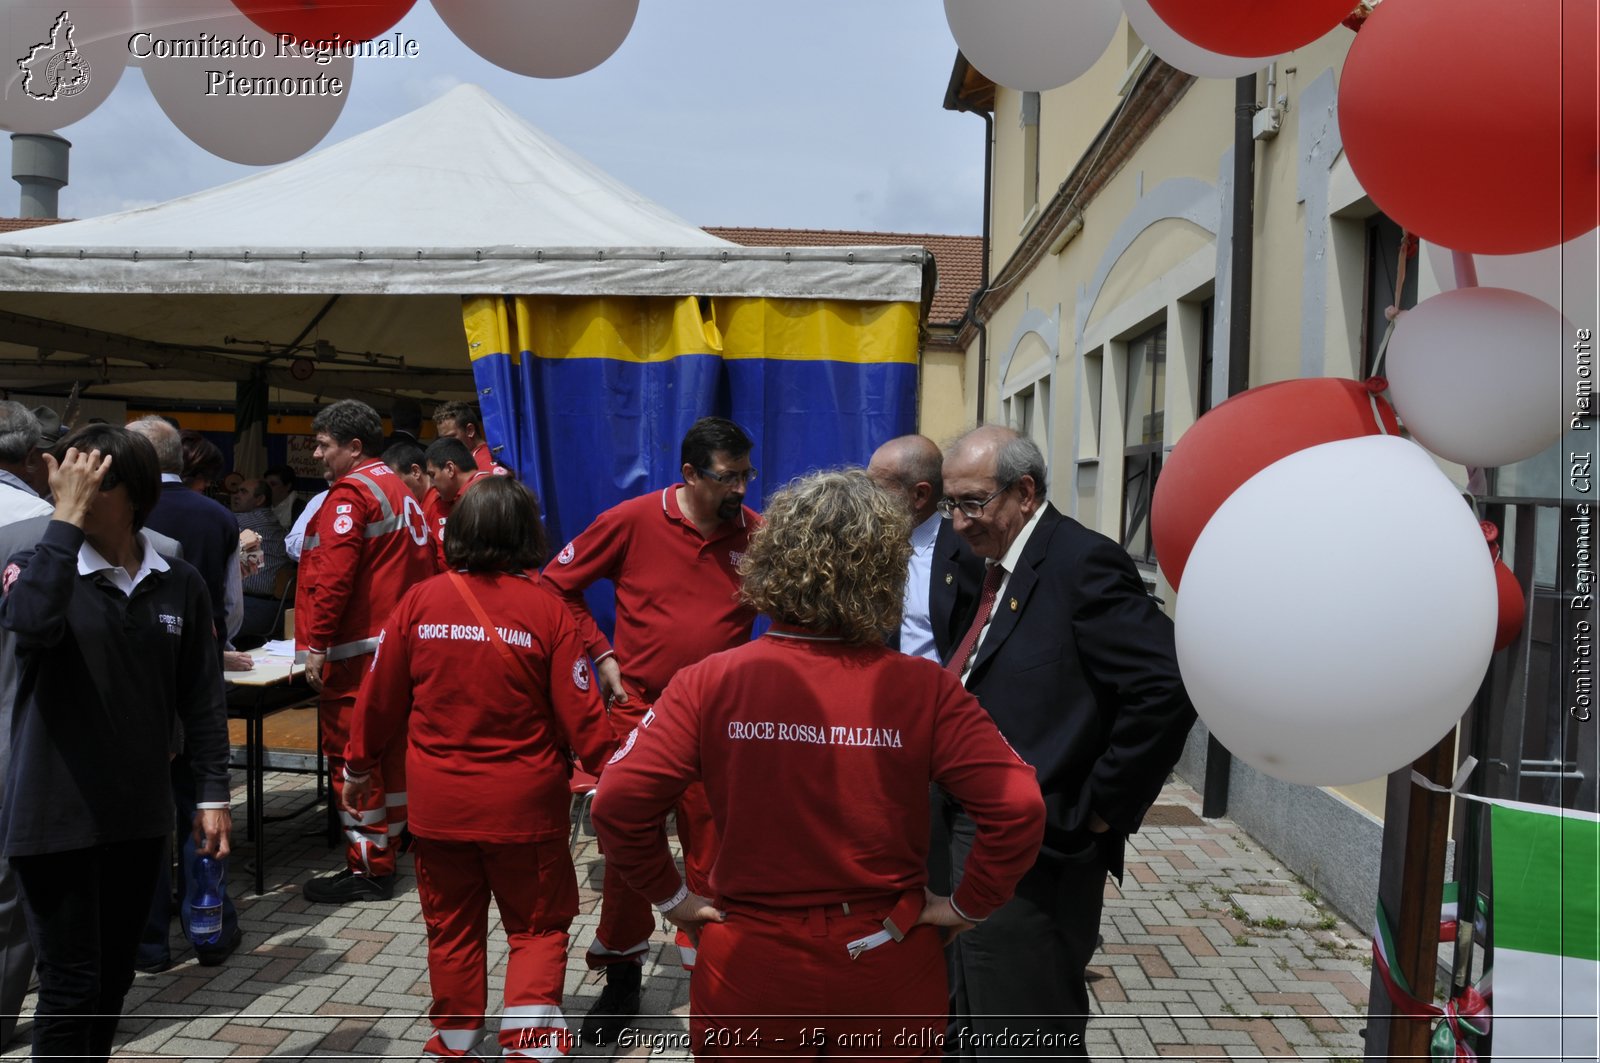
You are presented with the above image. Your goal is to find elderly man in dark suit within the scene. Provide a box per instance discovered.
[934,424,1195,1058]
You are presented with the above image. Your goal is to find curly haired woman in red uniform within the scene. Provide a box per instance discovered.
[592,469,1045,1060]
[344,477,613,1060]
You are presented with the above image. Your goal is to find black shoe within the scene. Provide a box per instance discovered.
[579,963,641,1047]
[302,868,395,904]
[134,955,173,975]
[195,925,243,967]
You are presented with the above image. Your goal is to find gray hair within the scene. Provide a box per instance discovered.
[126,415,183,474]
[948,425,1049,496]
[0,402,41,464]
[996,433,1048,496]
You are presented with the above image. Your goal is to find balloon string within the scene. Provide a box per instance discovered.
[1448,251,1485,493]
[1372,317,1396,378]
[1372,230,1416,378]
[1369,393,1391,436]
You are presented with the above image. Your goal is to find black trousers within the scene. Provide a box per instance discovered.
[945,809,1107,1060]
[12,837,165,1063]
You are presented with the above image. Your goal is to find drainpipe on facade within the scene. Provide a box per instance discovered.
[1202,73,1260,819]
[968,110,994,424]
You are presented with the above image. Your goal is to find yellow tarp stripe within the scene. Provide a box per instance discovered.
[715,298,918,364]
[463,296,919,365]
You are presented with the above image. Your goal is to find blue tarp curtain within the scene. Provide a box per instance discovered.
[463,293,922,638]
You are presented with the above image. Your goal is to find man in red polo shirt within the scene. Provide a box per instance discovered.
[423,437,492,570]
[297,400,437,905]
[432,400,510,478]
[542,416,759,1046]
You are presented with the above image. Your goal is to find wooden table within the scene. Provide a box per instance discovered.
[226,655,311,894]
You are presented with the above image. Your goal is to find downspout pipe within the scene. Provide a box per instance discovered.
[971,108,993,424]
[1202,72,1259,819]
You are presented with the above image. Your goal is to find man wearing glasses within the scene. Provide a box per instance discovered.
[934,424,1195,1058]
[542,416,760,1047]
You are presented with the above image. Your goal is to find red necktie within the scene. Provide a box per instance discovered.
[946,563,1004,677]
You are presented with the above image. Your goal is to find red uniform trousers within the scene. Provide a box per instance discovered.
[414,836,577,1061]
[689,895,945,1062]
[321,657,407,878]
[590,689,719,970]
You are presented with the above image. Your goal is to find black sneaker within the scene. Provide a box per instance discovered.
[302,868,395,904]
[579,963,641,1047]
[195,925,243,967]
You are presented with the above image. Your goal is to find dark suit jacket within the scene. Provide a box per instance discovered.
[144,483,239,628]
[929,518,984,664]
[937,503,1195,873]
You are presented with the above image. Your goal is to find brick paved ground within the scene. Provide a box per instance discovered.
[1,774,1368,1060]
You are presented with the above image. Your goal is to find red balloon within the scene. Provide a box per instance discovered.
[231,0,417,43]
[1493,556,1525,653]
[1145,0,1355,57]
[1339,0,1598,255]
[1152,378,1399,589]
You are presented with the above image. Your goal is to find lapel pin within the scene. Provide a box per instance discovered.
[945,574,953,585]
[1009,598,1018,611]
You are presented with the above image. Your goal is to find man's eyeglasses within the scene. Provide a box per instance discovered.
[697,467,757,487]
[936,481,1013,519]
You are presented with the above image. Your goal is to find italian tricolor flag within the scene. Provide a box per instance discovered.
[1493,800,1600,1061]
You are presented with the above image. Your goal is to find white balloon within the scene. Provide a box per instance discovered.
[1176,435,1497,787]
[433,0,639,79]
[1122,0,1273,79]
[0,0,133,134]
[1424,230,1599,328]
[136,0,353,166]
[1386,286,1569,468]
[944,0,1122,91]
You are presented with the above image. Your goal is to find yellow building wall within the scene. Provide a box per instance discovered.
[970,24,1409,818]
[918,346,969,445]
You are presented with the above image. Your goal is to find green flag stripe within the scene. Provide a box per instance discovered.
[1492,805,1600,961]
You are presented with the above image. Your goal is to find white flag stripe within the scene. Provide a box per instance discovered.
[1494,948,1600,1063]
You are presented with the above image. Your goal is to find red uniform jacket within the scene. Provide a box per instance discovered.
[296,459,436,669]
[348,571,614,842]
[591,632,1045,920]
[542,487,759,700]
[473,441,511,478]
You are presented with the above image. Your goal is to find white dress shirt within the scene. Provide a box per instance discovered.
[897,512,942,662]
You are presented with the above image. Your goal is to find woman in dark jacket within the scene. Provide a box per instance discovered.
[0,425,231,1063]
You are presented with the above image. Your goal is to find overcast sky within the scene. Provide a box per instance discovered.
[31,1,986,235]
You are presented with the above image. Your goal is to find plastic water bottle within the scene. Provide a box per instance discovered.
[189,855,225,947]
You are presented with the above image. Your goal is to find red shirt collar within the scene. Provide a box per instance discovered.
[662,484,747,540]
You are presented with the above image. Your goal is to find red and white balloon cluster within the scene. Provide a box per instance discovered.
[1152,381,1501,786]
[943,0,1592,786]
[942,0,1355,90]
[0,0,639,164]
[1340,0,1595,473]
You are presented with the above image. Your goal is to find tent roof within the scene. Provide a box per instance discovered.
[0,84,927,303]
[17,85,730,253]
[0,85,930,405]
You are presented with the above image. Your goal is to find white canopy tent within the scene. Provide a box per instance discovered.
[0,85,930,405]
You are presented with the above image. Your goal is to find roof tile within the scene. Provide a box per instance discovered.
[705,227,981,326]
